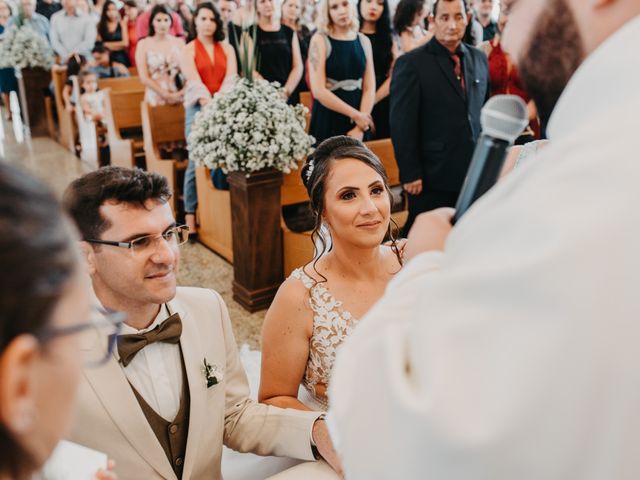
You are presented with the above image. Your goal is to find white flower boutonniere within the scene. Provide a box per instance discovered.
[202,358,223,388]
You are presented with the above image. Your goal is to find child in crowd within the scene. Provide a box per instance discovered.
[79,70,105,124]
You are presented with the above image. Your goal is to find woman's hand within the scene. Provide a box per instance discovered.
[351,111,373,132]
[198,97,211,107]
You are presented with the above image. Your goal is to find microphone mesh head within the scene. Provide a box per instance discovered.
[481,95,529,143]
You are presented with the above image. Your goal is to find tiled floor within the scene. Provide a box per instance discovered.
[0,114,265,349]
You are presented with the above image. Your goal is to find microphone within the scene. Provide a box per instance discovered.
[452,95,529,224]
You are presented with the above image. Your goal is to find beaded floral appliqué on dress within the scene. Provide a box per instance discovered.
[291,268,358,409]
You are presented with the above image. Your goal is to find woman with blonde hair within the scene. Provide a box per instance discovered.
[307,0,376,144]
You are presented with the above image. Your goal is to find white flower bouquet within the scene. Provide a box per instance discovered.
[0,25,54,70]
[187,78,314,175]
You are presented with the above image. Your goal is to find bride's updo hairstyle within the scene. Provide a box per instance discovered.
[301,136,402,279]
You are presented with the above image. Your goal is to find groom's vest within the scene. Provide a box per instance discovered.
[129,350,190,479]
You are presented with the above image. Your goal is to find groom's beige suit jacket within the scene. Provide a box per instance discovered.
[67,287,321,479]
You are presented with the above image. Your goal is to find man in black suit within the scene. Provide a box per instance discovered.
[390,0,489,235]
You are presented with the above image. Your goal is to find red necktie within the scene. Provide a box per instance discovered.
[451,53,466,93]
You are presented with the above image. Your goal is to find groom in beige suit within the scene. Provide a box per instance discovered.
[63,167,340,479]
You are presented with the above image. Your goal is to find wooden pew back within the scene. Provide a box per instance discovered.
[141,101,187,214]
[51,67,76,151]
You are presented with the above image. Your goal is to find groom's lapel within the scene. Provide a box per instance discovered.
[83,355,176,479]
[170,297,207,479]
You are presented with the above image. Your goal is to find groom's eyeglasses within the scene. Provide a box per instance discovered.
[35,308,125,367]
[84,225,190,255]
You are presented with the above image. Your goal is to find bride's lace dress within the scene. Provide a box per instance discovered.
[291,267,358,410]
[221,268,356,478]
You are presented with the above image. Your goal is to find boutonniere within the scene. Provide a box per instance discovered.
[202,358,223,388]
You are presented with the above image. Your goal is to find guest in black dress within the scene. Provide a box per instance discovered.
[97,0,131,66]
[280,0,313,92]
[254,0,303,104]
[358,0,395,139]
[307,0,376,144]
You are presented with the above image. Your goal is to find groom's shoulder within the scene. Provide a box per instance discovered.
[174,286,226,315]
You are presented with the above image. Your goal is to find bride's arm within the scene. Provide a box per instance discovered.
[259,277,315,411]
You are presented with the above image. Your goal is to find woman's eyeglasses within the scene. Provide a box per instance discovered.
[35,308,125,367]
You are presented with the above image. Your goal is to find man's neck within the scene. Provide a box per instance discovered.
[436,36,461,54]
[64,7,76,15]
[93,285,163,330]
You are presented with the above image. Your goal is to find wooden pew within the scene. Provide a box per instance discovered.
[299,91,312,133]
[280,138,407,276]
[51,68,76,152]
[195,166,233,262]
[72,76,145,168]
[102,82,145,169]
[141,101,188,215]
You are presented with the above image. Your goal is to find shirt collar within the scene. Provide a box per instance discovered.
[433,37,464,57]
[547,15,640,140]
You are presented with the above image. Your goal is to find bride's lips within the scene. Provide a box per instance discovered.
[357,220,382,229]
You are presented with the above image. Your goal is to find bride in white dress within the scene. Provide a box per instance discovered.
[260,136,403,469]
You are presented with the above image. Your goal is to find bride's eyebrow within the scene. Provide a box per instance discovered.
[336,181,384,193]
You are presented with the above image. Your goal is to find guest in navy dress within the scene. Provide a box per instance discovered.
[307,0,375,144]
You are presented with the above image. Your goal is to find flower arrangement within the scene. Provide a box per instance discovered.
[187,78,314,175]
[0,25,54,70]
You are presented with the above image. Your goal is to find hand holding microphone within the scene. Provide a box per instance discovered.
[452,95,529,224]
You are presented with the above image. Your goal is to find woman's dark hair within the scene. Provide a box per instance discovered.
[392,0,423,34]
[66,53,87,77]
[190,2,225,43]
[97,0,118,40]
[358,0,393,68]
[301,136,402,285]
[462,0,479,45]
[63,166,172,242]
[0,164,79,479]
[148,4,174,37]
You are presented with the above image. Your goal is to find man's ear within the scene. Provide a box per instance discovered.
[0,335,39,437]
[79,241,97,276]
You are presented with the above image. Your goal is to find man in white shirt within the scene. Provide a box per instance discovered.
[329,1,640,479]
[9,0,50,40]
[62,167,340,479]
[50,0,96,62]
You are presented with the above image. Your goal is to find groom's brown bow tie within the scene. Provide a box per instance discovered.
[117,313,182,367]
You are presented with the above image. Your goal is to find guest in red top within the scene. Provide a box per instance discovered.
[180,1,237,237]
[480,12,539,143]
[123,0,140,66]
[135,0,185,39]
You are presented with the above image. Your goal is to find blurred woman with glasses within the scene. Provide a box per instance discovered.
[0,163,119,480]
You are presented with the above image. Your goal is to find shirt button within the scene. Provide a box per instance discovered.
[175,457,183,466]
[169,425,178,434]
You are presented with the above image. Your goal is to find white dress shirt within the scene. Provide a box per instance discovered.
[329,15,640,480]
[120,304,184,422]
[49,9,96,60]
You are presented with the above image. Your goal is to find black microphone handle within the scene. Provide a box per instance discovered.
[452,135,511,225]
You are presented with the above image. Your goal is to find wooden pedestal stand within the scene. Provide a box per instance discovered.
[228,168,283,312]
